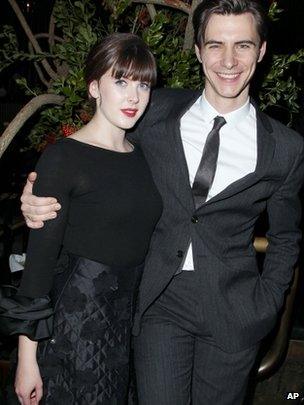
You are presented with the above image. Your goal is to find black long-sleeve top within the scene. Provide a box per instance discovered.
[17,138,162,299]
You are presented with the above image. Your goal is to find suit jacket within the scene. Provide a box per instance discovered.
[129,88,304,352]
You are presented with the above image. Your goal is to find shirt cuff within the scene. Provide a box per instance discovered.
[0,285,53,341]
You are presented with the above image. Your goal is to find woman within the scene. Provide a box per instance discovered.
[0,33,162,404]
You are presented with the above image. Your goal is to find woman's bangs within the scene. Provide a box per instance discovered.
[112,53,157,85]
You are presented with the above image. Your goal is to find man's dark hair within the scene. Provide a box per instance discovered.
[192,0,268,48]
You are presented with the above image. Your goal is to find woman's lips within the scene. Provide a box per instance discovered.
[121,109,138,117]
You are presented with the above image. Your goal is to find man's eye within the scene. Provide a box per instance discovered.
[238,44,251,49]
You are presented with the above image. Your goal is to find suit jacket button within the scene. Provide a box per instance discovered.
[177,250,184,258]
[191,215,199,223]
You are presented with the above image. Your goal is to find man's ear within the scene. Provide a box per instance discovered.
[195,44,202,63]
[88,80,100,99]
[258,41,267,63]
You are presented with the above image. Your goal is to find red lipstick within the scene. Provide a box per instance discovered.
[121,109,138,118]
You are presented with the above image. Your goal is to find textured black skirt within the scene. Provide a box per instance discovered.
[32,253,142,405]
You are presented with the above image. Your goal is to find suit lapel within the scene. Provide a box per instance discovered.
[197,104,276,210]
[165,91,201,208]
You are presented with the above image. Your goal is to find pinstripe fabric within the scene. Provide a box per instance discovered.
[129,88,304,353]
[133,271,259,405]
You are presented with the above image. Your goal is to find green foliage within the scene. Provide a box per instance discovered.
[25,0,100,148]
[0,25,20,71]
[268,1,283,21]
[1,0,304,150]
[26,0,102,149]
[259,49,304,123]
[52,0,99,64]
[143,12,201,89]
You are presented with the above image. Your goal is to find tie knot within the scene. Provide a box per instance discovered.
[213,116,226,131]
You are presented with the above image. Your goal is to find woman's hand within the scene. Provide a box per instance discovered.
[20,172,61,229]
[15,360,43,405]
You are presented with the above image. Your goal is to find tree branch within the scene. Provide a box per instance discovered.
[35,33,64,44]
[183,0,202,50]
[48,13,56,50]
[0,94,64,158]
[132,0,190,14]
[28,41,50,88]
[146,4,157,20]
[27,34,64,88]
[8,0,59,81]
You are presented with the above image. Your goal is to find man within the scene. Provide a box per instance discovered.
[20,1,304,404]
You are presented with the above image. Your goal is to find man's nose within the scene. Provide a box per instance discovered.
[221,47,237,69]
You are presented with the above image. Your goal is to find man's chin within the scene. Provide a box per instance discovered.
[212,84,249,101]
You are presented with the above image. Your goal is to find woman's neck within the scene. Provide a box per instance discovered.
[70,115,133,152]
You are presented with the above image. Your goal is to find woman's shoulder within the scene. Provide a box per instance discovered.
[40,137,80,158]
[35,138,79,172]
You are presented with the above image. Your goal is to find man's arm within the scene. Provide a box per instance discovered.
[21,172,61,228]
[262,140,304,308]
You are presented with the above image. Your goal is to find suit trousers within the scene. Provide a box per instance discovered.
[133,270,259,405]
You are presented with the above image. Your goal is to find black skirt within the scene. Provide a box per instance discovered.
[7,253,143,405]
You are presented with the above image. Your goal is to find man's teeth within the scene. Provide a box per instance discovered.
[217,73,240,79]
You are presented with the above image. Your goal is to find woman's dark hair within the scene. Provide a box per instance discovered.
[193,0,268,48]
[84,33,157,93]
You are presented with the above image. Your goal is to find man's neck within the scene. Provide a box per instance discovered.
[204,89,250,115]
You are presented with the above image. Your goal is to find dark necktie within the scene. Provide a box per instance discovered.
[192,116,226,208]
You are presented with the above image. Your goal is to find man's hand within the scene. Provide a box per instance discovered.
[20,172,61,229]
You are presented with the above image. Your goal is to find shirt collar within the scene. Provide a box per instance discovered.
[199,90,251,125]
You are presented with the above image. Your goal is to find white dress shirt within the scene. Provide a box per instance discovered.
[180,92,257,270]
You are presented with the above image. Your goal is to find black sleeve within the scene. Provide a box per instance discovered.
[18,143,73,298]
[0,143,74,341]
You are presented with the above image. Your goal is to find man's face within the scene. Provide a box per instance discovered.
[195,12,266,112]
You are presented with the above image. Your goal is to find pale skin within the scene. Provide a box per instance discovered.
[195,12,266,113]
[16,69,151,403]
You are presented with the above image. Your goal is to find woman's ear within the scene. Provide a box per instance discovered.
[88,80,100,99]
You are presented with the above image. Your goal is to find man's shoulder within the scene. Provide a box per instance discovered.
[262,111,304,152]
[143,87,200,124]
[253,103,304,153]
[150,87,199,107]
[152,87,199,100]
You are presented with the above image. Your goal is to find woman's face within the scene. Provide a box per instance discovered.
[89,68,151,132]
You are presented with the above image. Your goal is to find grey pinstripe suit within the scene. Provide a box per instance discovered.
[129,88,304,404]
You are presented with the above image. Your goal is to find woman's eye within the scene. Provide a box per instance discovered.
[139,82,150,90]
[115,79,127,86]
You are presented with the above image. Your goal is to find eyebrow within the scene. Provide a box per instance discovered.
[204,40,257,46]
[235,40,257,46]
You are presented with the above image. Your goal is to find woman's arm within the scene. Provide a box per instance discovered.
[0,142,73,337]
[18,143,73,298]
[15,336,43,405]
